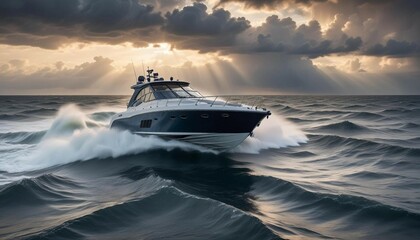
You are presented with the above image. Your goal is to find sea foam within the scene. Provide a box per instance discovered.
[2,104,307,172]
[233,114,308,154]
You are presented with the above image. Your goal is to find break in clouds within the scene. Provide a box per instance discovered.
[0,0,419,94]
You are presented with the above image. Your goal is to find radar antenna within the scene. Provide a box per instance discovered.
[146,67,153,82]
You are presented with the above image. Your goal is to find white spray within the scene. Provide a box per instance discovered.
[1,104,307,172]
[233,114,308,154]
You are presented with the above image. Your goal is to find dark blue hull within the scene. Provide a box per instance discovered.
[110,109,268,134]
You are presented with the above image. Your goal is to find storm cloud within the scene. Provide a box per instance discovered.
[0,0,415,58]
[0,0,418,59]
[0,0,419,94]
[366,40,419,57]
[311,0,420,57]
[229,15,363,57]
[0,0,164,48]
[215,0,419,57]
[0,1,252,51]
[165,3,249,36]
[214,0,327,9]
[163,3,250,52]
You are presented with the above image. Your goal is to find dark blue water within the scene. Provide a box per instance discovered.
[0,95,419,239]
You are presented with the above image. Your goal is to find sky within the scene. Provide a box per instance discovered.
[0,0,419,95]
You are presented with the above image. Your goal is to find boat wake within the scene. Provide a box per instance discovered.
[1,104,307,173]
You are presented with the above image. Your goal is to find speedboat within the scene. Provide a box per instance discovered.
[110,69,271,151]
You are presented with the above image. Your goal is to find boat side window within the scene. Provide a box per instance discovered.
[133,89,145,105]
[148,92,155,101]
[130,90,139,107]
[144,92,151,102]
[139,94,146,103]
[144,87,151,95]
[133,87,155,106]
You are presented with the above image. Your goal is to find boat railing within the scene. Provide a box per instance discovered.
[152,95,265,110]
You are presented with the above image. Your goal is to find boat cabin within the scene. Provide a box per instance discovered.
[128,78,202,108]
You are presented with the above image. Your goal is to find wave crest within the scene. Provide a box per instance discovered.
[316,120,370,133]
[30,187,277,240]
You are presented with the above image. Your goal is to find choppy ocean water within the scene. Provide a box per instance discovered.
[0,95,419,240]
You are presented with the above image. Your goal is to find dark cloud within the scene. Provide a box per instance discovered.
[365,39,419,57]
[164,3,250,52]
[0,0,418,59]
[0,1,250,52]
[229,15,362,57]
[214,0,403,10]
[0,0,164,31]
[142,0,187,12]
[0,0,164,47]
[214,0,327,9]
[312,0,420,57]
[165,3,249,36]
[81,0,163,32]
[290,37,362,57]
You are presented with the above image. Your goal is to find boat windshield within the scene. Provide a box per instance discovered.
[152,83,202,99]
[169,85,193,98]
[129,83,203,107]
[182,86,202,97]
[152,84,177,99]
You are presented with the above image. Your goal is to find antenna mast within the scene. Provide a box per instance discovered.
[131,59,137,82]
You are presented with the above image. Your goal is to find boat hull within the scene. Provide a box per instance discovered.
[110,109,268,151]
[139,132,250,152]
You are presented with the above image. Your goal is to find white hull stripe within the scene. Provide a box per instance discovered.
[134,132,250,151]
[134,131,213,135]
